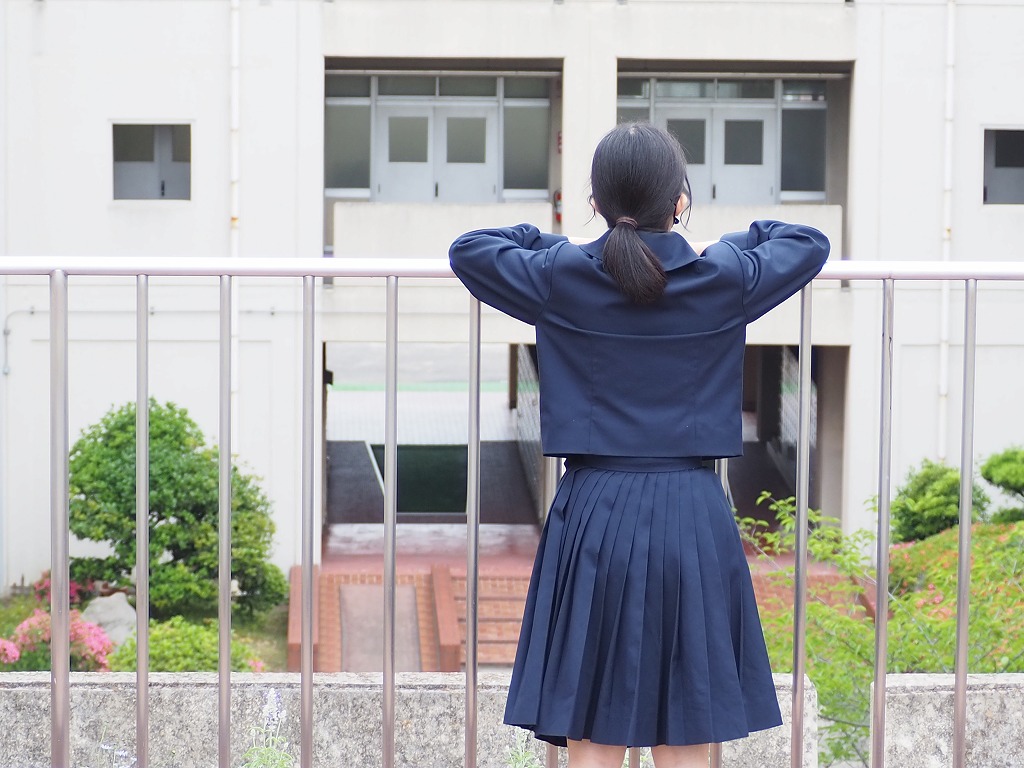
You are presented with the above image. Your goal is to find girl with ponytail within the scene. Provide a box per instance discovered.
[451,123,829,767]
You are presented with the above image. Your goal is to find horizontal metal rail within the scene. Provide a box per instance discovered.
[11,257,1019,768]
[1,257,1024,281]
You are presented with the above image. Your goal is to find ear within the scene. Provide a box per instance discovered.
[674,195,687,217]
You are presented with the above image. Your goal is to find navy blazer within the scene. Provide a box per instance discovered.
[449,221,829,459]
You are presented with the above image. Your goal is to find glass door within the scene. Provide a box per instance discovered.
[711,106,777,205]
[374,106,434,202]
[434,107,499,203]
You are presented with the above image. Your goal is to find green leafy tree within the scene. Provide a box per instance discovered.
[981,447,1024,523]
[69,400,288,619]
[739,494,1024,767]
[889,459,988,542]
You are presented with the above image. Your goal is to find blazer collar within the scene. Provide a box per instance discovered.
[578,229,701,271]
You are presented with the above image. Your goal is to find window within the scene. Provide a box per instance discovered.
[618,77,829,204]
[324,74,552,203]
[984,130,1024,204]
[112,124,190,200]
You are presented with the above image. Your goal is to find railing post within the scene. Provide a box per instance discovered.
[466,297,482,767]
[136,275,151,767]
[871,278,896,768]
[218,275,233,768]
[49,269,70,768]
[301,275,317,768]
[383,275,399,768]
[791,284,813,768]
[952,279,978,767]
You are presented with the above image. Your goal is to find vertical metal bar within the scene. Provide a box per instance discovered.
[218,275,233,768]
[136,276,150,767]
[383,276,399,768]
[871,278,896,768]
[791,285,813,768]
[49,270,70,768]
[716,457,733,511]
[628,747,640,767]
[952,279,978,768]
[545,743,558,768]
[301,276,316,768]
[710,742,723,767]
[466,298,481,767]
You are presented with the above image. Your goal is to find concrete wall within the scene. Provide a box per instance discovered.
[884,673,1024,768]
[0,671,816,768]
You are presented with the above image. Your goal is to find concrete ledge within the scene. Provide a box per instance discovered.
[0,671,814,767]
[884,673,1024,768]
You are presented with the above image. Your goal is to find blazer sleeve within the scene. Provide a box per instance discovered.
[449,224,568,325]
[718,220,830,322]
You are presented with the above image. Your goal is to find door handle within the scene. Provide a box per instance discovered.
[712,184,716,200]
[435,182,439,198]
[161,180,165,198]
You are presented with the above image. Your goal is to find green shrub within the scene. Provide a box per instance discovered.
[110,616,260,672]
[981,447,1024,523]
[68,400,288,619]
[740,494,1024,767]
[889,459,988,542]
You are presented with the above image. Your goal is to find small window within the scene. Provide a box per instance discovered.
[439,77,496,97]
[388,117,429,163]
[781,110,826,192]
[379,76,435,96]
[655,80,713,100]
[724,120,764,165]
[113,124,190,200]
[326,75,371,98]
[717,80,774,99]
[446,117,486,163]
[984,130,1024,204]
[782,80,827,103]
[504,105,550,189]
[668,119,706,165]
[504,78,549,99]
[617,78,650,99]
[325,104,371,187]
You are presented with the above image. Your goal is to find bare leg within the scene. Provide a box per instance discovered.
[651,744,711,768]
[567,739,627,768]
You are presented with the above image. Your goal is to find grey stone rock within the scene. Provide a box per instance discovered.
[81,592,137,647]
[883,673,1024,768]
[0,671,815,767]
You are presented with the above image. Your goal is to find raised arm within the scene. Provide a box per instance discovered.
[449,224,568,325]
[716,220,830,322]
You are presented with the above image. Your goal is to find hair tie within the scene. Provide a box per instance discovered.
[615,216,638,230]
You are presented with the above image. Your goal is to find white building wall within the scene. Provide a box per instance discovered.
[1,0,1023,586]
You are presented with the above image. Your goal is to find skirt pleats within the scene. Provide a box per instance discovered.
[504,459,783,747]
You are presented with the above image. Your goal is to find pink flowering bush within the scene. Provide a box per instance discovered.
[0,638,19,664]
[1,609,113,672]
[32,570,96,606]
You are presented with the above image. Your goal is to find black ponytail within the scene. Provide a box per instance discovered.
[603,218,667,305]
[590,123,689,305]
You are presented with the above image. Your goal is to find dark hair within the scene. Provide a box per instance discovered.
[590,122,689,305]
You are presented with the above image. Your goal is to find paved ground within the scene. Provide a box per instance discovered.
[317,523,538,672]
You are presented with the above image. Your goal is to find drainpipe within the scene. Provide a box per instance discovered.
[229,0,241,447]
[936,0,956,462]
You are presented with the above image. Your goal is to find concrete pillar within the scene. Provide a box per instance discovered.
[559,48,617,237]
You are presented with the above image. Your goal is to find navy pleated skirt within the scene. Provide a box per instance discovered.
[504,455,782,748]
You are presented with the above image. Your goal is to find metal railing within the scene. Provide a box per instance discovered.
[2,256,1023,768]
